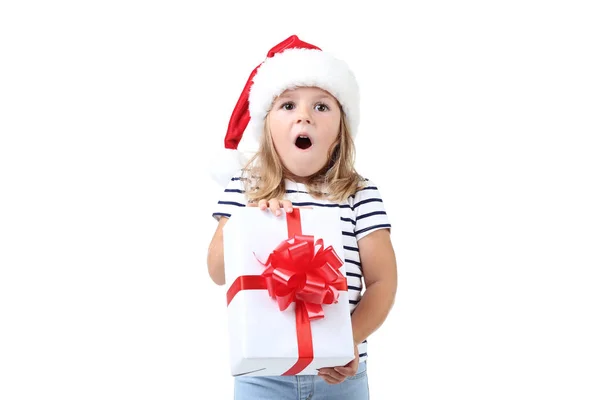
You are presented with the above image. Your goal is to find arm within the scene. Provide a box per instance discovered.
[351,228,397,345]
[207,216,229,286]
[318,228,397,384]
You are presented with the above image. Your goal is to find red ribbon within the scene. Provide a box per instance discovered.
[226,209,347,375]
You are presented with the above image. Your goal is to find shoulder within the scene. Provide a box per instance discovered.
[212,169,250,221]
[222,168,259,190]
[216,169,243,193]
[349,176,392,241]
[349,176,386,206]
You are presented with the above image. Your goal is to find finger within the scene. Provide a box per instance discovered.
[318,368,346,382]
[268,198,282,216]
[247,202,258,207]
[334,366,356,377]
[281,200,293,213]
[258,199,268,210]
[318,371,344,384]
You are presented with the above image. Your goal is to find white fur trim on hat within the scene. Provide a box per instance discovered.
[248,48,360,143]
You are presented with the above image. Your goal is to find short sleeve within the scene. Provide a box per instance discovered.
[351,179,392,241]
[211,170,248,221]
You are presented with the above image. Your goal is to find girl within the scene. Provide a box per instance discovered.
[207,35,397,400]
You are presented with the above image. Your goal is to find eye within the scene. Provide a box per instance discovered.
[315,103,330,112]
[281,102,295,110]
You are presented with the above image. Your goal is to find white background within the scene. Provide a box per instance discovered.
[1,1,599,399]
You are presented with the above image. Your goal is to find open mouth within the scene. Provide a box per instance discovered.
[295,135,312,150]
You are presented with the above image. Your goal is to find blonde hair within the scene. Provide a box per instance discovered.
[242,107,364,203]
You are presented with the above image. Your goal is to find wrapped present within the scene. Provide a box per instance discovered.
[223,207,355,377]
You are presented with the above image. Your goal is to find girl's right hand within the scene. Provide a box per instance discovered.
[248,198,294,216]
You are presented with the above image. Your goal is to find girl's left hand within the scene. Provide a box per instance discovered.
[317,343,359,384]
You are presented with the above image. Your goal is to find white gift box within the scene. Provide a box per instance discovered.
[223,207,355,377]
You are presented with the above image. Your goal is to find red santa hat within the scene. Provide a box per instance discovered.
[209,35,360,187]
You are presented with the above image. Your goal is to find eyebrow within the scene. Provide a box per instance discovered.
[276,93,336,102]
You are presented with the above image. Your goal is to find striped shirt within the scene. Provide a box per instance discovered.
[212,171,392,364]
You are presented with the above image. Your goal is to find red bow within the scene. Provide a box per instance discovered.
[257,235,346,320]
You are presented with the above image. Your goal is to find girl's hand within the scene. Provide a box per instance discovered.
[317,343,359,384]
[247,198,293,216]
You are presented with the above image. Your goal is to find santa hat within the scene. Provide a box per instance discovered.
[209,35,360,187]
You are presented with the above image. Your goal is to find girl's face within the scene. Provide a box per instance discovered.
[267,87,341,180]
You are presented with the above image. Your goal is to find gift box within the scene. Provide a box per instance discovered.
[223,207,355,377]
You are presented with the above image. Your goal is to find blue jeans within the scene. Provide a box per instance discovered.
[233,361,369,399]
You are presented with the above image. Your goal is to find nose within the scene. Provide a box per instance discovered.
[296,116,311,124]
[295,104,312,125]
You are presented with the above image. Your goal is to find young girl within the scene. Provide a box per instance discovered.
[207,35,397,400]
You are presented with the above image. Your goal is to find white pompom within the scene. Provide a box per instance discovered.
[209,122,260,187]
[208,148,247,187]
